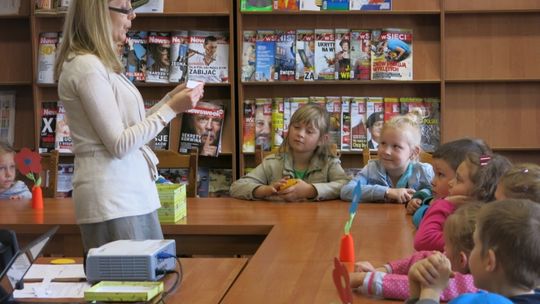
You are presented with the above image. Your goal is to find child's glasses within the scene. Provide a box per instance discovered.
[109,6,134,15]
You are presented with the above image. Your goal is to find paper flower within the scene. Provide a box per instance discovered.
[15,148,42,187]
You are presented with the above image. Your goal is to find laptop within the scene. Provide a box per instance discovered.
[0,226,59,302]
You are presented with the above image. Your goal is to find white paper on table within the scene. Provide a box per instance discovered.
[24,264,86,280]
[13,282,91,298]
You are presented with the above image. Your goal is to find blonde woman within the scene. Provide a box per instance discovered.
[54,0,204,251]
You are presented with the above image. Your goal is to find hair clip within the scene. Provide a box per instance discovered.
[523,168,529,173]
[479,155,491,166]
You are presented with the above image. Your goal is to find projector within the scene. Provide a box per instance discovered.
[85,239,176,283]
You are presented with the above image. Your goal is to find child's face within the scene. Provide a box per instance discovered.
[494,181,506,200]
[468,227,490,290]
[448,161,475,196]
[431,158,455,198]
[443,230,468,273]
[287,122,321,155]
[0,153,16,192]
[377,128,415,175]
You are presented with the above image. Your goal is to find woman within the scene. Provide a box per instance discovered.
[54,0,204,251]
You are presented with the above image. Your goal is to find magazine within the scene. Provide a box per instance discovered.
[326,96,341,147]
[169,30,189,83]
[350,30,371,80]
[383,97,400,121]
[54,101,72,153]
[314,29,335,80]
[133,0,163,13]
[187,30,229,83]
[36,32,59,84]
[242,99,256,153]
[340,97,351,150]
[143,100,170,150]
[323,0,349,10]
[349,0,391,10]
[254,98,273,151]
[255,30,277,82]
[241,30,257,82]
[371,28,413,80]
[39,101,58,153]
[124,31,148,82]
[56,163,74,198]
[365,97,384,150]
[350,97,368,151]
[299,0,322,11]
[400,97,440,152]
[274,0,298,10]
[295,29,315,81]
[0,91,15,146]
[335,28,351,80]
[272,97,285,147]
[146,32,171,83]
[241,0,273,11]
[275,30,296,81]
[179,100,225,157]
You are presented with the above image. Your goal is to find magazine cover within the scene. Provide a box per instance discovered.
[179,100,225,157]
[198,167,210,197]
[241,0,273,11]
[124,31,148,82]
[350,30,371,80]
[56,163,74,198]
[366,97,384,150]
[55,101,72,153]
[146,32,171,83]
[275,30,296,81]
[169,30,189,83]
[187,30,229,83]
[242,99,256,153]
[255,30,277,82]
[371,28,413,80]
[274,0,298,10]
[282,98,291,139]
[143,100,170,150]
[36,32,58,84]
[299,0,322,10]
[289,97,309,118]
[335,28,351,80]
[326,96,341,147]
[254,98,273,151]
[350,97,367,151]
[272,97,285,147]
[383,97,400,121]
[400,97,440,152]
[39,101,58,153]
[0,91,15,146]
[209,169,233,197]
[295,29,315,81]
[340,97,351,150]
[241,30,257,82]
[323,0,349,10]
[315,29,335,80]
[350,0,391,10]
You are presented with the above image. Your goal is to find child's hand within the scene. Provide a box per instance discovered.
[277,179,317,202]
[386,188,416,204]
[409,252,452,290]
[349,271,367,289]
[253,185,277,199]
[9,195,23,200]
[354,261,375,272]
[406,198,422,214]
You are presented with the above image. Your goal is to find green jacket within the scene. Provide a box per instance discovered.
[230,152,350,201]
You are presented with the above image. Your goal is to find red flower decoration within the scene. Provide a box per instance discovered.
[15,148,42,176]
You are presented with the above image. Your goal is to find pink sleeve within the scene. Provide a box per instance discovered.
[381,273,477,301]
[387,251,433,274]
[414,199,456,252]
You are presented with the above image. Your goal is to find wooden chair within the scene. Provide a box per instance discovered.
[362,147,433,167]
[254,143,340,166]
[40,150,59,198]
[155,149,198,197]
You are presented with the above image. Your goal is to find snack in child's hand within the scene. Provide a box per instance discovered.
[278,178,298,191]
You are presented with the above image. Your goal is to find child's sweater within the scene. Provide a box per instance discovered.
[414,198,456,252]
[0,181,32,200]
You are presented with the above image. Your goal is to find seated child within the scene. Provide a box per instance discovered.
[414,152,512,252]
[407,199,540,303]
[341,113,433,204]
[350,203,482,301]
[0,143,31,200]
[495,163,540,202]
[230,104,349,201]
[408,138,491,228]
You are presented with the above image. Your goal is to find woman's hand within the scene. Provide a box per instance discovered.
[166,83,204,114]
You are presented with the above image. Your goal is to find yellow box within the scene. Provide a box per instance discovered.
[156,183,187,223]
[84,281,163,302]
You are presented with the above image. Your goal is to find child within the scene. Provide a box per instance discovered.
[414,152,512,252]
[230,104,349,201]
[340,113,433,204]
[495,163,540,202]
[407,199,540,303]
[408,138,491,228]
[350,203,482,301]
[0,143,32,200]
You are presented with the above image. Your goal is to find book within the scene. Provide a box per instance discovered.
[326,96,341,147]
[340,97,351,150]
[187,30,229,83]
[272,97,285,148]
[169,30,189,83]
[39,101,58,153]
[242,99,256,153]
[274,0,298,10]
[241,0,273,11]
[314,29,335,80]
[0,91,15,146]
[400,97,440,152]
[350,30,371,80]
[146,32,171,83]
[179,100,225,157]
[124,31,148,82]
[335,29,351,80]
[54,101,72,153]
[295,29,315,81]
[36,32,59,84]
[371,28,413,80]
[274,30,296,81]
[350,0,391,10]
[255,30,277,82]
[350,97,368,151]
[299,0,322,11]
[241,30,257,82]
[143,100,170,150]
[209,169,233,197]
[323,0,349,10]
[254,98,273,151]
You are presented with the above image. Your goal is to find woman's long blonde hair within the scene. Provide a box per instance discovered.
[54,0,123,78]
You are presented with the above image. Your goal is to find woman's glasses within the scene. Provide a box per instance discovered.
[109,6,134,15]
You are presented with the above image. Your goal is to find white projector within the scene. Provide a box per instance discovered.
[85,239,176,283]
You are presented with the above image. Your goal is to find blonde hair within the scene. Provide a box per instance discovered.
[279,104,333,159]
[54,0,123,78]
[381,112,422,158]
[444,202,482,260]
[0,142,15,156]
[498,163,540,203]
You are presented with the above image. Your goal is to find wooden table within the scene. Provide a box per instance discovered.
[0,198,416,303]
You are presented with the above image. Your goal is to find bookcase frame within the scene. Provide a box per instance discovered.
[236,0,540,175]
